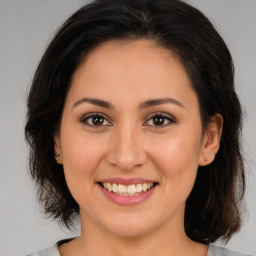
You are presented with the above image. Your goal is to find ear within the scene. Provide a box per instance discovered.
[199,114,223,166]
[54,132,63,165]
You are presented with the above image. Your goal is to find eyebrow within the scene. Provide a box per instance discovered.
[72,97,114,109]
[72,97,185,110]
[139,98,185,109]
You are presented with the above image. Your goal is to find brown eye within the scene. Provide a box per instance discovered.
[92,116,104,125]
[153,116,165,126]
[145,113,175,128]
[80,113,111,127]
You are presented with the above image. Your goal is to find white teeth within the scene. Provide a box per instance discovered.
[127,185,136,194]
[107,183,112,192]
[136,184,142,193]
[112,183,118,192]
[142,183,148,192]
[118,184,127,194]
[102,182,154,195]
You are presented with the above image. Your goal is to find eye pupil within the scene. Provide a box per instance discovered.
[93,116,104,125]
[153,116,164,125]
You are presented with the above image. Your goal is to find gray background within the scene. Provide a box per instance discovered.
[0,1,255,255]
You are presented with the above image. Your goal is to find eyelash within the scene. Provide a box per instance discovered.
[80,112,176,128]
[144,112,176,128]
[80,112,112,127]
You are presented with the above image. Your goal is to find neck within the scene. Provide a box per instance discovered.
[67,212,207,256]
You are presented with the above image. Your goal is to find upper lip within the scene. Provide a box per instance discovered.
[98,177,158,185]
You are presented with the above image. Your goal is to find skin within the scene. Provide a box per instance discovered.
[55,40,223,256]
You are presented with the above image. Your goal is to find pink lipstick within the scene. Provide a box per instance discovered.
[97,178,158,206]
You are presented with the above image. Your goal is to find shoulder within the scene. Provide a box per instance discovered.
[25,244,60,256]
[25,238,74,256]
[208,244,252,256]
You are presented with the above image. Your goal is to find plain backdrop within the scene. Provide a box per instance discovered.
[0,1,255,256]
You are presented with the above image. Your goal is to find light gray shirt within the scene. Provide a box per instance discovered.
[26,242,252,256]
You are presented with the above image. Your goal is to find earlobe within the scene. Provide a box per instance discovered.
[54,133,63,164]
[199,114,223,166]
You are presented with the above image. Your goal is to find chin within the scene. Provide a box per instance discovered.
[102,214,157,238]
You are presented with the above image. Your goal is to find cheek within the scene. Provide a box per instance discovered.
[61,124,101,165]
[60,134,106,208]
[149,131,202,183]
[60,127,106,190]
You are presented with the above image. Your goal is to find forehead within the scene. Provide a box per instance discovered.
[82,39,176,65]
[67,39,198,109]
[72,40,191,85]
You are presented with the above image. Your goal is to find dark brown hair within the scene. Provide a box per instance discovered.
[25,0,245,244]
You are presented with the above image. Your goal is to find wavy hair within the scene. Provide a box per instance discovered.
[25,0,245,244]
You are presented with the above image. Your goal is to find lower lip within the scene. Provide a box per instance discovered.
[98,184,157,206]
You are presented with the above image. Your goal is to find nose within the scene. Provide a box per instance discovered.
[105,123,147,171]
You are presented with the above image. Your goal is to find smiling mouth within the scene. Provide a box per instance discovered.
[99,182,158,196]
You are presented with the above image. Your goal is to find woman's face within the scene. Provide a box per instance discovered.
[55,40,218,237]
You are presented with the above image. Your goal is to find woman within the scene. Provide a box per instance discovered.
[25,0,249,255]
